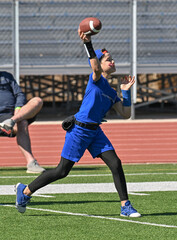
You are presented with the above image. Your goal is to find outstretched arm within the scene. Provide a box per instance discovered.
[112,75,135,119]
[78,28,102,81]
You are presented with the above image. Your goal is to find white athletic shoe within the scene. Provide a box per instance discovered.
[27,160,45,173]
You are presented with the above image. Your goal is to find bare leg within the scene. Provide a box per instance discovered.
[0,97,43,137]
[12,97,43,123]
[15,119,45,173]
[16,120,34,165]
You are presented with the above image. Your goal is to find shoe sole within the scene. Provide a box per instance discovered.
[120,213,141,218]
[0,128,11,137]
[26,169,45,174]
[0,125,12,135]
[15,183,26,214]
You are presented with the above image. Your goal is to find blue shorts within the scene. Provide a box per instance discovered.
[61,124,114,162]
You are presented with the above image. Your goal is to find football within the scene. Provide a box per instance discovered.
[79,17,102,36]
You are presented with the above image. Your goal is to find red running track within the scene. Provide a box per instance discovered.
[0,120,177,167]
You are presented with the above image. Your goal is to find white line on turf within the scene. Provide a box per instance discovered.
[0,182,177,195]
[1,204,177,229]
[0,172,177,178]
[129,192,150,196]
[33,194,55,198]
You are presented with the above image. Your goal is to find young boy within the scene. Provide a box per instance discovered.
[15,29,141,217]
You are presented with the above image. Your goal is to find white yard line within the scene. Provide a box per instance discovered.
[0,172,177,179]
[33,194,55,198]
[1,204,177,229]
[0,182,177,195]
[1,181,177,228]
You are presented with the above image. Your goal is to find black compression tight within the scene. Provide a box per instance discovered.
[28,151,128,201]
[98,150,128,201]
[28,157,75,193]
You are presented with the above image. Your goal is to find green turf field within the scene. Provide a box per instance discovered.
[0,164,177,240]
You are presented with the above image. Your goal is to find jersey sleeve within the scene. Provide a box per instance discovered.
[89,72,101,84]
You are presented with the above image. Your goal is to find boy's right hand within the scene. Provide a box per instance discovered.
[78,28,91,43]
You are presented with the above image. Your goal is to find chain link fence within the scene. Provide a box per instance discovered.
[0,0,177,74]
[0,1,13,66]
[0,0,176,117]
[137,0,177,65]
[18,0,131,68]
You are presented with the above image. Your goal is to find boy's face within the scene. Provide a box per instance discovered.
[100,52,116,74]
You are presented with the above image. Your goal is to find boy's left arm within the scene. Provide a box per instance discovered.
[112,75,135,119]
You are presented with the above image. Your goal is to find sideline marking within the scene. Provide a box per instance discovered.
[0,172,177,179]
[1,204,177,229]
[33,194,55,198]
[0,182,177,195]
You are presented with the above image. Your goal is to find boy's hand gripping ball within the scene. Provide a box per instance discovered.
[79,17,102,36]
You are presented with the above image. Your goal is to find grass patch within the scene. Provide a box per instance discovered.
[0,164,177,240]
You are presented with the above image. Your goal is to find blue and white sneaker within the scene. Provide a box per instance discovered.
[15,183,31,213]
[120,200,141,217]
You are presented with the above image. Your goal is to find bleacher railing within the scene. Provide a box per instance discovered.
[0,0,177,117]
[0,0,177,75]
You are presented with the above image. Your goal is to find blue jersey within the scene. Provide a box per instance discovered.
[75,73,120,124]
[0,71,26,115]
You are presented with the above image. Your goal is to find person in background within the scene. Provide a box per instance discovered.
[0,71,45,173]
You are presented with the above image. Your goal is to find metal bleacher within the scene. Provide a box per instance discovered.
[137,1,177,73]
[0,0,176,74]
[0,0,176,115]
[18,0,131,75]
[0,1,13,66]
